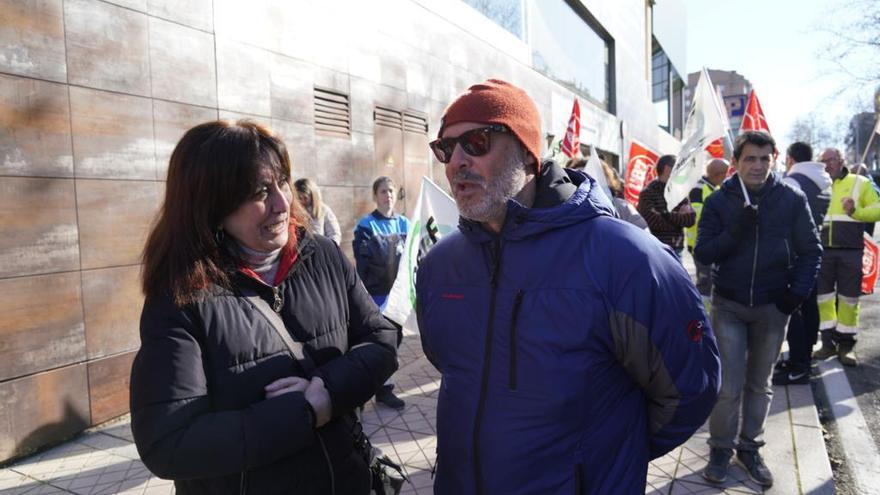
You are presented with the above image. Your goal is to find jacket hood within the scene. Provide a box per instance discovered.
[787,161,832,190]
[458,160,615,242]
[720,170,783,204]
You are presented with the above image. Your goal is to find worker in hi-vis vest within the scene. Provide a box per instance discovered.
[686,159,729,313]
[813,148,880,366]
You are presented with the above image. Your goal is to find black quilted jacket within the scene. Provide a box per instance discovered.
[130,233,398,494]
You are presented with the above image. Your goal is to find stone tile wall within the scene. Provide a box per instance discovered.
[0,0,675,462]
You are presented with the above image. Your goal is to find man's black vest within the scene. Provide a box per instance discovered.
[789,173,831,228]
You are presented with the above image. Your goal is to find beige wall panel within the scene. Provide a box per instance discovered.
[153,100,218,180]
[213,0,283,55]
[147,0,213,32]
[351,131,375,188]
[216,39,270,117]
[64,0,150,96]
[0,177,79,278]
[103,0,146,12]
[217,110,268,124]
[0,0,66,82]
[87,351,136,425]
[271,118,316,181]
[314,135,353,187]
[270,54,314,125]
[0,272,85,381]
[0,74,73,177]
[149,17,217,107]
[82,265,142,360]
[70,87,155,180]
[0,363,90,462]
[313,66,350,96]
[349,77,375,135]
[76,179,160,270]
[403,132,430,216]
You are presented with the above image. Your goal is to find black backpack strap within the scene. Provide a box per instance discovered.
[241,288,317,375]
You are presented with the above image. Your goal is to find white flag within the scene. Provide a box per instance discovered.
[664,68,732,207]
[583,148,614,208]
[383,177,459,333]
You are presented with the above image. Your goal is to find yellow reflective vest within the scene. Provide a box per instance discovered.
[822,169,880,248]
[686,178,717,251]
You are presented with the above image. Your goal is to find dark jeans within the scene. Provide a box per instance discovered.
[785,286,819,373]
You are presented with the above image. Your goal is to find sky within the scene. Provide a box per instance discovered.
[685,0,873,150]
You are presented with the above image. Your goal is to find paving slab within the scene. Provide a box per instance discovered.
[0,333,834,495]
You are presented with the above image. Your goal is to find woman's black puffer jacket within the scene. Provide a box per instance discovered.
[130,233,399,494]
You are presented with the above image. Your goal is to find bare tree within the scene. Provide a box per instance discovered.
[819,0,880,90]
[788,114,848,152]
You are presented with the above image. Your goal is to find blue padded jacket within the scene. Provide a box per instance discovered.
[694,172,822,305]
[416,163,720,495]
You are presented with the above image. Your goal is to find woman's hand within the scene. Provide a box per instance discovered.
[264,376,310,399]
[304,376,332,428]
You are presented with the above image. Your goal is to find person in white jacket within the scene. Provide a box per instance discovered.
[773,141,833,384]
[294,178,342,245]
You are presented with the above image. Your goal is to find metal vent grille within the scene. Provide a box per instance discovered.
[374,107,428,135]
[403,112,428,134]
[374,107,403,130]
[314,87,350,137]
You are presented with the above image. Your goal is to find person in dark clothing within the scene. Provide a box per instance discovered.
[130,120,398,494]
[353,176,410,410]
[638,154,696,259]
[418,78,720,495]
[772,141,831,385]
[695,131,822,488]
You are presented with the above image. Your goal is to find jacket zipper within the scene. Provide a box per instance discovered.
[508,290,524,391]
[317,432,336,495]
[473,238,503,495]
[271,286,283,312]
[784,239,791,266]
[749,222,759,306]
[239,471,248,495]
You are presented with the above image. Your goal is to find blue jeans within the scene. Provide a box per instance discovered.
[708,295,789,452]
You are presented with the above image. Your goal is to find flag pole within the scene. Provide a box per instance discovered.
[858,119,879,168]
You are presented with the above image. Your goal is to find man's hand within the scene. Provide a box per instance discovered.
[264,376,310,399]
[729,205,758,239]
[842,197,856,216]
[678,203,695,215]
[304,376,332,428]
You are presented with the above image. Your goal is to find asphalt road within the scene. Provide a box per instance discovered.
[816,281,880,494]
[842,287,880,449]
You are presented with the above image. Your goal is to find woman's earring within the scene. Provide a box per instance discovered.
[213,227,225,245]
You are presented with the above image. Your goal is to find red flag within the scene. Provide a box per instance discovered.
[740,89,771,134]
[705,138,725,158]
[624,140,659,206]
[561,98,580,158]
[863,233,878,294]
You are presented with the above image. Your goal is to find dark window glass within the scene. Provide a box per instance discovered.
[530,0,612,111]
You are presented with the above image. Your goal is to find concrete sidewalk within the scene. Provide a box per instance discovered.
[0,333,833,495]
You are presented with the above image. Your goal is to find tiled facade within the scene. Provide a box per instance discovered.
[0,0,685,462]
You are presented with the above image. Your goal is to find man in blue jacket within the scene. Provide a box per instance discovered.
[695,131,821,488]
[416,78,721,494]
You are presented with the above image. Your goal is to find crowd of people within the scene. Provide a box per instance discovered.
[127,77,878,494]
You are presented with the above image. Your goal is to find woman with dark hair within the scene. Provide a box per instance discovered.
[294,177,341,245]
[131,120,398,494]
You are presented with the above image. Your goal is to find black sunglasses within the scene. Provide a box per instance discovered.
[429,124,510,163]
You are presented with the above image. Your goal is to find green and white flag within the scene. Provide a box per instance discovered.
[383,176,458,333]
[664,68,732,208]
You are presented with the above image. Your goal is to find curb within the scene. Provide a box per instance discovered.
[817,359,880,495]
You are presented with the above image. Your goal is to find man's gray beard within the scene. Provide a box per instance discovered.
[456,153,527,223]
